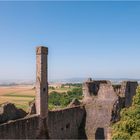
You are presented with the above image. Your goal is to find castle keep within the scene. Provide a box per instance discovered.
[0,46,138,139]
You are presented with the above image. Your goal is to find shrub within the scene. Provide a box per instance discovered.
[112,87,140,139]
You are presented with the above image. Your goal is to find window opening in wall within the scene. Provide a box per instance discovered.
[128,85,131,93]
[95,128,105,140]
[66,123,70,129]
[43,88,46,92]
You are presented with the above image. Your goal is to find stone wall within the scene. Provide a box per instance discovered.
[83,80,118,139]
[0,114,39,139]
[82,80,111,102]
[82,79,138,139]
[0,106,86,139]
[0,103,27,124]
[121,81,138,107]
[48,106,86,139]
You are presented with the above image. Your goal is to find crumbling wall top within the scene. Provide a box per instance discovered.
[83,78,112,99]
[36,46,48,55]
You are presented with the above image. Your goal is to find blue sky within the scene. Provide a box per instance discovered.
[0,1,140,81]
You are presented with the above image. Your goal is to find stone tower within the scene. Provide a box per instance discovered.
[35,46,48,119]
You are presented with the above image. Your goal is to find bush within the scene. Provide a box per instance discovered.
[131,132,140,140]
[112,132,130,140]
[112,87,140,139]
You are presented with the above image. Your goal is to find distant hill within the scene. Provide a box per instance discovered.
[0,79,34,86]
[49,77,140,84]
[0,77,140,86]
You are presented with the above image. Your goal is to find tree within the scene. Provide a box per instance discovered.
[48,87,83,110]
[112,87,140,140]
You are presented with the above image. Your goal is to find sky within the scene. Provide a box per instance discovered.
[0,1,140,81]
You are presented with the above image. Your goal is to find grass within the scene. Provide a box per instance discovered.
[3,93,35,98]
[15,104,29,111]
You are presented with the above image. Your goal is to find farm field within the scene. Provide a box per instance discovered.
[0,85,35,111]
[0,85,74,111]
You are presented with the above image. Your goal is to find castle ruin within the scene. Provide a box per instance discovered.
[0,46,138,139]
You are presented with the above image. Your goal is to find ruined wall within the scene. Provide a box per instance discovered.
[36,46,48,118]
[83,80,108,99]
[82,79,138,139]
[83,79,118,139]
[0,114,40,139]
[121,81,138,107]
[0,106,86,139]
[48,106,86,139]
[0,103,27,124]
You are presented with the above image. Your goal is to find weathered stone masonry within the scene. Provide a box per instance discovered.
[36,47,48,118]
[82,79,138,139]
[0,107,86,139]
[35,47,49,138]
[0,115,40,139]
